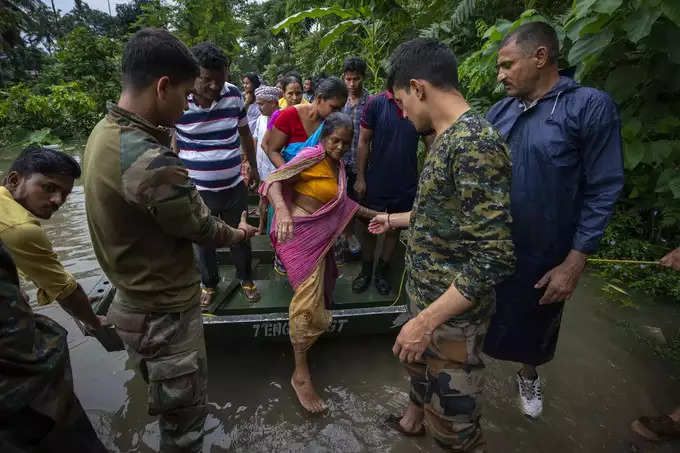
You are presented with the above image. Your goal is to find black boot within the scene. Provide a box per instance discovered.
[374,259,391,296]
[352,260,373,293]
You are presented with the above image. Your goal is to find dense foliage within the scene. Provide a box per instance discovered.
[1,0,680,301]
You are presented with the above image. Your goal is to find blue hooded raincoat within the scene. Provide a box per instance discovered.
[483,76,624,365]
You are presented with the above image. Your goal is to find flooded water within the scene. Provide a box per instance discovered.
[4,147,680,452]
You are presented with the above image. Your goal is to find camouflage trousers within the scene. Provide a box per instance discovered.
[404,300,489,452]
[108,298,208,453]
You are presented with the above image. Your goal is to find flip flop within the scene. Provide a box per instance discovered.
[200,287,216,308]
[241,282,260,303]
[632,415,680,441]
[384,414,426,437]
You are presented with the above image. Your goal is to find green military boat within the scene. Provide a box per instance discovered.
[90,198,410,342]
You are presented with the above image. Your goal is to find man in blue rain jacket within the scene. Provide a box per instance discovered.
[483,22,624,419]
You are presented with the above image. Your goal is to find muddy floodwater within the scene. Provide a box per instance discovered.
[3,148,680,452]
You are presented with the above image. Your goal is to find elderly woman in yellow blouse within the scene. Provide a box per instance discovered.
[260,112,379,413]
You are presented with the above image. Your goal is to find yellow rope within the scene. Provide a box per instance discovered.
[391,267,407,306]
[587,258,660,265]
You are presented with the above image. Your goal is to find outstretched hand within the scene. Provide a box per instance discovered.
[368,213,390,235]
[238,211,258,240]
[660,247,680,272]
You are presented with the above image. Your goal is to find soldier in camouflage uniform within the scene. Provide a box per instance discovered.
[370,39,515,452]
[0,243,108,452]
[83,29,257,453]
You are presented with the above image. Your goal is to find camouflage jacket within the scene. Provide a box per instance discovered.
[405,110,516,324]
[83,103,236,313]
[0,243,71,418]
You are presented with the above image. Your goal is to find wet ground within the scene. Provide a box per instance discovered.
[4,150,680,452]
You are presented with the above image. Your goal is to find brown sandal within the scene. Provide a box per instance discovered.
[241,282,260,303]
[631,415,680,441]
[200,287,216,308]
[384,414,426,437]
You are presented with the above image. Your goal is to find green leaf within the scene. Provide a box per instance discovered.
[647,21,680,65]
[520,9,538,19]
[580,14,612,36]
[655,168,675,192]
[565,15,599,42]
[567,30,614,65]
[661,0,680,26]
[594,0,623,15]
[655,116,680,134]
[621,118,642,142]
[605,282,630,296]
[450,0,480,28]
[623,140,645,170]
[569,0,599,21]
[669,176,680,199]
[605,65,647,102]
[272,6,360,34]
[644,140,675,166]
[319,19,362,49]
[623,5,662,43]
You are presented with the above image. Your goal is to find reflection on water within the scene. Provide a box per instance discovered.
[6,146,680,452]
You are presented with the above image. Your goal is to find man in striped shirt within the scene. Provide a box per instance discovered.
[175,42,260,304]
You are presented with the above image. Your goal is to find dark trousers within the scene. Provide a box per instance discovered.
[196,182,252,287]
[0,399,108,453]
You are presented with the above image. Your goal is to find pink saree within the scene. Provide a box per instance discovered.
[259,144,359,308]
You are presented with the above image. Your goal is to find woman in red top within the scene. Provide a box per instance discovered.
[264,77,348,168]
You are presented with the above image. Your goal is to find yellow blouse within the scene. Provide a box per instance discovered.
[294,159,338,204]
[279,97,310,109]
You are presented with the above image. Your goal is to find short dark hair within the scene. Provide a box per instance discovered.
[500,21,559,64]
[388,38,459,91]
[320,112,353,141]
[315,77,348,102]
[7,146,81,179]
[191,42,230,70]
[285,71,302,84]
[244,72,261,89]
[122,28,199,90]
[282,76,302,92]
[342,56,366,77]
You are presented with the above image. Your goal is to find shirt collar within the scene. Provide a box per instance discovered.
[186,83,229,112]
[0,186,37,225]
[384,90,403,117]
[345,88,370,109]
[107,102,172,147]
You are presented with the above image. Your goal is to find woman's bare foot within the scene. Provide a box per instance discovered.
[291,372,326,413]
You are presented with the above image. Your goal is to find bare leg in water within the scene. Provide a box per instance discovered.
[291,346,326,413]
[398,401,424,433]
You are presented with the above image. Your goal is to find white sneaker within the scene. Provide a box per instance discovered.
[516,372,543,418]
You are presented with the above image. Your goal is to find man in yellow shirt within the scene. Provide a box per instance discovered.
[0,146,103,327]
[0,146,107,451]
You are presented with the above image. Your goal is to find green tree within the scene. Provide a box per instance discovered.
[0,0,57,85]
[272,1,418,90]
